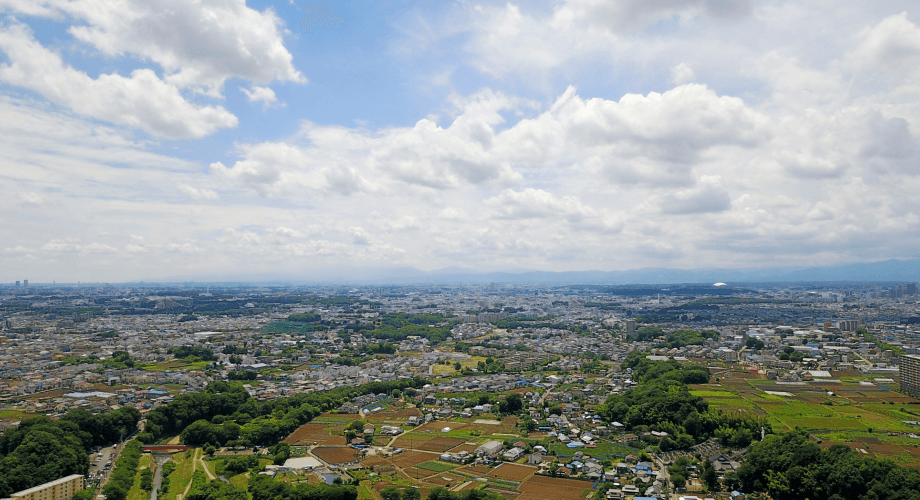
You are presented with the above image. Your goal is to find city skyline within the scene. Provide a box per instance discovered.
[2,1,920,283]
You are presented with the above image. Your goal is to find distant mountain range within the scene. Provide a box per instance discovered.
[153,259,920,285]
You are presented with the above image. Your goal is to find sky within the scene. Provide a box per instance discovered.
[2,0,920,283]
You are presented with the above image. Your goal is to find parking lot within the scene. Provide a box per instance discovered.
[87,445,117,487]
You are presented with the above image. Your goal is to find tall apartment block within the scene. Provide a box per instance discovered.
[900,354,920,398]
[3,475,84,500]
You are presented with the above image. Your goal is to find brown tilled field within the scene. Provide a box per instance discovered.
[313,446,360,465]
[417,437,465,452]
[284,423,335,445]
[457,465,493,476]
[518,475,590,499]
[361,455,389,467]
[388,450,438,468]
[487,463,535,481]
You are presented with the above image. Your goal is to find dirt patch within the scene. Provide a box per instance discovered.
[284,423,336,445]
[417,437,465,452]
[361,455,389,467]
[313,446,360,465]
[488,463,535,481]
[456,465,493,477]
[389,450,438,468]
[518,475,590,500]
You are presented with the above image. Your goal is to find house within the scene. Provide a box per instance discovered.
[503,447,525,461]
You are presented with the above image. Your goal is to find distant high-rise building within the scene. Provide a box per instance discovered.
[837,320,858,332]
[901,354,920,398]
[15,280,20,287]
[625,320,636,337]
[23,279,28,287]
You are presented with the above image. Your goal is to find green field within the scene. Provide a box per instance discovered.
[692,376,920,465]
[126,454,153,500]
[548,441,637,459]
[416,461,455,472]
[163,449,197,500]
[689,390,736,398]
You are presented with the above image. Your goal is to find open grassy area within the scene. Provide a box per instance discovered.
[689,390,736,398]
[126,453,153,500]
[163,449,197,500]
[228,472,250,491]
[416,461,455,472]
[431,357,488,375]
[0,410,30,420]
[692,372,920,465]
[547,441,637,459]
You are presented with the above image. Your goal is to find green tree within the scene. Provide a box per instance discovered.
[498,393,523,415]
[381,486,402,500]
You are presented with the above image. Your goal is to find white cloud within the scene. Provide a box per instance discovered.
[487,188,596,222]
[670,63,695,85]
[0,0,305,94]
[0,23,238,139]
[658,176,731,215]
[241,86,280,106]
[5,2,920,279]
[439,207,468,220]
[456,0,756,78]
[17,191,43,207]
[849,12,920,74]
[177,184,219,200]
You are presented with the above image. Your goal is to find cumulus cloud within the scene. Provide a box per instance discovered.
[241,86,280,106]
[459,0,755,77]
[670,63,695,84]
[658,176,732,215]
[0,0,304,94]
[487,188,597,222]
[0,23,238,139]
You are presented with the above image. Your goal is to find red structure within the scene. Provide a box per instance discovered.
[141,444,192,452]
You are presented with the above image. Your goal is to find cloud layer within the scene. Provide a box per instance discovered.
[1,1,920,281]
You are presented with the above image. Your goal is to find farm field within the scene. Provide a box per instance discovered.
[414,461,455,472]
[314,446,361,465]
[691,369,920,466]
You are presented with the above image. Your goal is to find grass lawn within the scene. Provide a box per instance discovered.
[548,440,637,459]
[431,357,488,375]
[228,472,250,491]
[416,461,455,472]
[126,454,153,500]
[689,390,736,398]
[163,449,197,500]
[0,410,29,420]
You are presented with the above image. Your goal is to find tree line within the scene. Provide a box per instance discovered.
[0,406,141,497]
[139,379,429,448]
[738,429,920,499]
[597,351,770,449]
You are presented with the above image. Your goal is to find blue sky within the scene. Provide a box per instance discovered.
[2,0,920,282]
